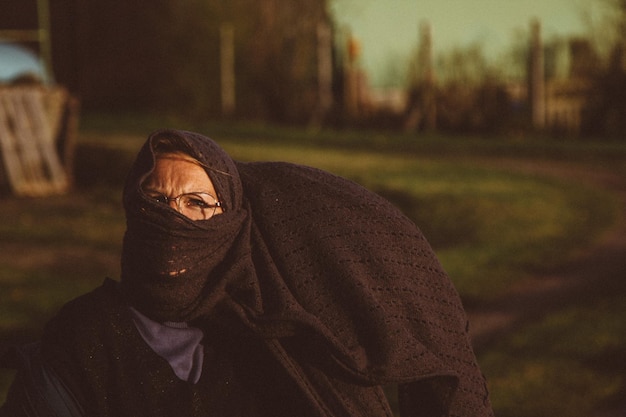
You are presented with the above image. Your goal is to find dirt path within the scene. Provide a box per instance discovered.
[464,160,626,417]
[466,158,626,344]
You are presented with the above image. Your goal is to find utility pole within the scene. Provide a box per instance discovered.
[529,18,545,130]
[419,21,436,131]
[220,23,235,117]
[313,21,333,124]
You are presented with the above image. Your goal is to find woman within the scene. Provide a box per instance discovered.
[1,129,493,417]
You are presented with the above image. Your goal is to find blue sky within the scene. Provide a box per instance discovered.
[331,0,613,86]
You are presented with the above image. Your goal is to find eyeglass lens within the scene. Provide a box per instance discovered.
[177,193,219,220]
[149,192,220,220]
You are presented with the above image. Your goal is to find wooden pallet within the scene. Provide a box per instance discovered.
[0,86,73,196]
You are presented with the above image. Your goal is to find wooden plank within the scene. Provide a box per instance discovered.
[2,89,50,196]
[23,89,69,193]
[0,98,32,195]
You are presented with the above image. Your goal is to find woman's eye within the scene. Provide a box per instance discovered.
[187,197,209,208]
[150,194,168,204]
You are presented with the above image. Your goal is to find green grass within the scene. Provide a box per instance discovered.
[1,118,625,414]
[480,294,626,417]
[218,141,619,300]
[0,190,125,247]
[0,191,124,334]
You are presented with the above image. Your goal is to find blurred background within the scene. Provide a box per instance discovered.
[1,1,625,417]
[0,0,625,136]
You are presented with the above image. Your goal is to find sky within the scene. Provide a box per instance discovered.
[331,0,614,87]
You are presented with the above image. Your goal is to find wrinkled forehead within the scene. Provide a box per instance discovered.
[125,129,242,211]
[141,151,216,191]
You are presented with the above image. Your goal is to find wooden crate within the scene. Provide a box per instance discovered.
[0,85,78,197]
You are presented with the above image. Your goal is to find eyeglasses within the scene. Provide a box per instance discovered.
[147,192,222,220]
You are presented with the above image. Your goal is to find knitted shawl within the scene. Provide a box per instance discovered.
[106,129,491,416]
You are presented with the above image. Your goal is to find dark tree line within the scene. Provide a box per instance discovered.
[1,0,332,123]
[582,0,626,138]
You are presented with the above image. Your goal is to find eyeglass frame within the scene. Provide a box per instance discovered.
[145,191,223,220]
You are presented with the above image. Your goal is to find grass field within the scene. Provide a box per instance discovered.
[1,116,625,416]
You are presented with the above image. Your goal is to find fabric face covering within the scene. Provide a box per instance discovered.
[120,130,249,323]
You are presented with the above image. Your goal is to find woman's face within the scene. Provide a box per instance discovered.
[142,154,224,220]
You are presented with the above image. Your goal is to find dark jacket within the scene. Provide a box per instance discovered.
[1,343,83,417]
[1,280,397,417]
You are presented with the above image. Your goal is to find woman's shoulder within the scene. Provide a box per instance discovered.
[57,278,122,313]
[42,278,132,347]
[53,278,124,321]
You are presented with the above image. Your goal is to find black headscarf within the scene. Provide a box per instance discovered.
[119,129,493,416]
[120,130,253,322]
